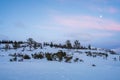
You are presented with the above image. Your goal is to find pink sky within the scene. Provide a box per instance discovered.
[54,15,120,31]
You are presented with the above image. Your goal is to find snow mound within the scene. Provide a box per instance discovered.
[112,48,120,54]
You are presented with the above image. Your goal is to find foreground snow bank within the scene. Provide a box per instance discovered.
[0,61,120,80]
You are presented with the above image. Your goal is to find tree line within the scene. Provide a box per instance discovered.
[0,38,93,51]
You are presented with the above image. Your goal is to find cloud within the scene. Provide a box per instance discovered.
[53,15,120,31]
[108,7,118,14]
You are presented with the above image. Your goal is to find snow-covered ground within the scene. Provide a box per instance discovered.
[0,61,120,80]
[0,45,120,80]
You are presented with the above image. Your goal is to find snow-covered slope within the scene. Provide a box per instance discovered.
[0,44,120,80]
[112,48,120,54]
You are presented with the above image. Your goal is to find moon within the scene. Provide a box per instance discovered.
[99,15,103,18]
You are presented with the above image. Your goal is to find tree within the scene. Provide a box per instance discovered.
[5,43,10,51]
[27,38,34,44]
[73,40,80,49]
[33,42,38,49]
[88,44,91,50]
[12,41,20,49]
[66,40,72,49]
[27,38,35,50]
[50,42,53,48]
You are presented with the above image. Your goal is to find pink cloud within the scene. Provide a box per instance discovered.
[53,15,120,31]
[108,7,118,14]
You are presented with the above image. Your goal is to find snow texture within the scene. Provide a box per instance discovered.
[0,45,120,80]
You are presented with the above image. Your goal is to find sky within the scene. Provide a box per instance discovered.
[0,0,120,49]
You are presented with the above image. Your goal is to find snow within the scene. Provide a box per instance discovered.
[0,61,120,80]
[0,45,120,80]
[112,48,120,54]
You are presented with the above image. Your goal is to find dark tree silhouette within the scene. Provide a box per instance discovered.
[88,44,91,50]
[12,41,20,49]
[33,42,38,49]
[73,40,80,49]
[50,42,53,48]
[27,38,35,50]
[66,40,72,49]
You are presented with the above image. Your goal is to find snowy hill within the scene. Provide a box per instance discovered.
[112,48,120,54]
[0,40,120,80]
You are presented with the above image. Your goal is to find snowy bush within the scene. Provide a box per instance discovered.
[45,53,53,61]
[23,54,31,59]
[65,56,73,63]
[92,64,96,67]
[74,58,79,62]
[79,59,84,62]
[53,50,67,62]
[31,53,44,59]
[9,57,17,62]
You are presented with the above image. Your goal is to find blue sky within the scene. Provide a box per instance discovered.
[0,0,120,49]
